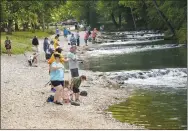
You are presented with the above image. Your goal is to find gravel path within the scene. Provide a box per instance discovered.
[1,31,143,129]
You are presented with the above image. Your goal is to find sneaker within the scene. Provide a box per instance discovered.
[54,101,63,105]
[75,99,80,103]
[71,101,80,106]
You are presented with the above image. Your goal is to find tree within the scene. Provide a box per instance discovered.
[152,0,176,37]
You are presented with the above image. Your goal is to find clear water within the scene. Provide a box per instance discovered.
[83,47,187,72]
[107,88,187,129]
[81,40,187,129]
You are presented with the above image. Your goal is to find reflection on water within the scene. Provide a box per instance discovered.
[107,88,187,129]
[84,47,187,72]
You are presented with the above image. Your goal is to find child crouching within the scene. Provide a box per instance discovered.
[70,75,87,103]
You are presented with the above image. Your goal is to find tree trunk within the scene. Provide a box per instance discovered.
[31,23,35,33]
[118,13,122,28]
[47,23,49,29]
[42,13,45,31]
[152,0,176,37]
[111,12,118,28]
[25,22,29,30]
[130,7,137,30]
[7,19,13,34]
[15,22,19,31]
[140,0,149,28]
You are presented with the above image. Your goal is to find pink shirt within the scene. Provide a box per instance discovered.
[92,30,97,38]
[84,32,89,40]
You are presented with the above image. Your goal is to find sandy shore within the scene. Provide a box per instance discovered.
[1,32,143,129]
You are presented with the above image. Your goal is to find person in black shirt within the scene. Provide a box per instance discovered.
[32,36,39,52]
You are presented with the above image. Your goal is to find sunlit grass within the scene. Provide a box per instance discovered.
[1,31,51,54]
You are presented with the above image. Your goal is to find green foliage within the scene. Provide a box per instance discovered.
[1,31,50,54]
[1,0,187,43]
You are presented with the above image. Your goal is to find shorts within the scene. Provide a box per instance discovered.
[5,45,11,50]
[51,81,64,87]
[70,68,79,77]
[45,53,51,60]
[73,87,80,93]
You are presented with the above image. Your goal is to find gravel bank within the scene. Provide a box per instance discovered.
[1,32,143,129]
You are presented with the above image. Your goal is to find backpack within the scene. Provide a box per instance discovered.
[47,95,54,102]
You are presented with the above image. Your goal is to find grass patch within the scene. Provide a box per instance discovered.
[1,31,51,54]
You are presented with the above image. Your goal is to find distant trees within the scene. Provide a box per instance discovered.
[1,0,186,43]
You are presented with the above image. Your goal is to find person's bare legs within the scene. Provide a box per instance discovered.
[9,49,11,56]
[7,49,10,56]
[53,85,63,102]
[75,93,79,101]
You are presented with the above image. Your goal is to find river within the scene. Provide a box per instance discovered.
[80,31,187,129]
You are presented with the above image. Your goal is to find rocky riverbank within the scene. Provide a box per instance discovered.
[1,33,143,129]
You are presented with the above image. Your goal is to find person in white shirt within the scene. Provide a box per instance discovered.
[75,30,80,46]
[67,34,71,45]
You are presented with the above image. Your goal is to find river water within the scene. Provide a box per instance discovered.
[81,31,187,129]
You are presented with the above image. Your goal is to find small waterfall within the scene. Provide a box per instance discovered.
[106,68,187,88]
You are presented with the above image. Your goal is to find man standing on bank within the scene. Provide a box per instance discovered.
[67,46,79,78]
[32,36,39,52]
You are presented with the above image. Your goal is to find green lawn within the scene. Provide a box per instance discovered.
[1,31,52,54]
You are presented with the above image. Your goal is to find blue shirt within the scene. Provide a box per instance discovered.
[63,29,68,35]
[50,62,64,81]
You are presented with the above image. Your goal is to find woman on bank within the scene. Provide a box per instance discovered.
[50,53,65,105]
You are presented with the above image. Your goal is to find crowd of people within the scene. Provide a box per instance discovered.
[34,28,87,106]
[4,25,102,106]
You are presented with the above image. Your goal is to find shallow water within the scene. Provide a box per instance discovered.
[81,38,187,129]
[84,47,187,72]
[107,88,187,129]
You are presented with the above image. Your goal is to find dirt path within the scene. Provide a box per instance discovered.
[1,31,143,129]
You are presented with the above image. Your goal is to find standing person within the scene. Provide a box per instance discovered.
[53,35,60,49]
[75,30,80,46]
[92,28,98,44]
[32,36,39,52]
[67,46,79,78]
[48,47,67,65]
[43,37,51,60]
[50,53,65,105]
[84,31,89,46]
[4,36,12,56]
[70,34,76,46]
[63,28,68,38]
[87,25,91,35]
[70,75,87,102]
[75,23,78,30]
[56,28,60,36]
[67,33,71,45]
